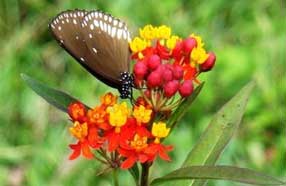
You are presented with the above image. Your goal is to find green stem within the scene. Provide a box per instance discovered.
[140,163,151,186]
[112,168,119,186]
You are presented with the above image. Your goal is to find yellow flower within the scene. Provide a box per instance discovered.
[129,37,148,53]
[166,35,180,50]
[69,121,88,141]
[130,134,148,151]
[107,102,130,133]
[133,105,152,124]
[156,25,171,39]
[191,47,209,65]
[190,33,204,48]
[152,122,170,144]
[140,24,157,40]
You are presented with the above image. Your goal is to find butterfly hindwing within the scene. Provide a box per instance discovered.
[81,10,131,86]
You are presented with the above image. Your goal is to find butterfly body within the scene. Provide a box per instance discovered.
[49,9,133,98]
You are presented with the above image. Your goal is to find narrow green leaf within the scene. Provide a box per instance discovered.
[128,163,140,186]
[151,166,285,186]
[168,83,204,130]
[21,73,89,113]
[177,81,255,186]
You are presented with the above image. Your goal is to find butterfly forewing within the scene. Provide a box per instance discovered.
[81,11,131,86]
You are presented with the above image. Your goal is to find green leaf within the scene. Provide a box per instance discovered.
[168,83,204,130]
[128,163,140,186]
[150,166,285,186]
[178,81,255,186]
[21,73,89,113]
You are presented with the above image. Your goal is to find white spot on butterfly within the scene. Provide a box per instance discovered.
[117,29,123,39]
[108,16,112,22]
[104,15,108,21]
[94,12,98,17]
[89,33,92,38]
[99,12,102,18]
[60,39,64,43]
[103,22,107,32]
[118,22,123,28]
[88,14,92,20]
[127,32,131,42]
[99,20,104,30]
[76,36,79,40]
[113,19,118,26]
[66,18,69,23]
[111,27,116,37]
[77,12,81,16]
[61,20,65,24]
[92,48,97,53]
[90,24,94,30]
[107,24,111,34]
[58,26,62,31]
[73,19,77,24]
[80,57,85,62]
[51,24,55,29]
[94,20,99,27]
[73,13,77,17]
[123,30,127,39]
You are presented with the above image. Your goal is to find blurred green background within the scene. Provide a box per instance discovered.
[0,0,285,185]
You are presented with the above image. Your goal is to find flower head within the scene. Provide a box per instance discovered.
[69,121,88,141]
[129,37,148,53]
[100,92,117,107]
[152,122,170,143]
[107,102,130,133]
[133,105,152,124]
[156,25,171,39]
[140,24,157,40]
[68,102,86,122]
[190,47,209,66]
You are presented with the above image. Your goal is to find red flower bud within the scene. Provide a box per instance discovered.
[200,52,216,72]
[183,37,197,53]
[134,61,148,79]
[147,54,161,70]
[179,80,194,97]
[144,90,151,99]
[163,68,173,82]
[164,80,179,98]
[172,41,183,60]
[147,71,162,88]
[173,65,184,80]
[68,102,86,122]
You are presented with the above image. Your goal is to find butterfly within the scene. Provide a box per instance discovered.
[49,9,133,99]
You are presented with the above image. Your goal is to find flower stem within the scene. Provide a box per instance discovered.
[140,162,151,186]
[112,168,119,186]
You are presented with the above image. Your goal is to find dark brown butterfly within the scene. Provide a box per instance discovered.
[49,9,133,98]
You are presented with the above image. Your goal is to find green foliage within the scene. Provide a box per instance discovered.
[0,0,285,186]
[151,166,285,186]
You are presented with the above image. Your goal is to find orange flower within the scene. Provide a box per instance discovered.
[118,133,151,169]
[87,106,111,130]
[100,92,118,107]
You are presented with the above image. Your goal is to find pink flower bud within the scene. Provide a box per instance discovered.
[173,65,184,80]
[200,52,216,72]
[134,61,148,79]
[147,71,162,88]
[147,54,161,70]
[179,80,194,97]
[164,80,179,98]
[162,68,173,82]
[183,37,197,53]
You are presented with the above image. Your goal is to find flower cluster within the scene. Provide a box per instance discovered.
[67,93,173,169]
[129,25,216,111]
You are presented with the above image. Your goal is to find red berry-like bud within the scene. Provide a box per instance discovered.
[147,71,162,88]
[147,54,161,70]
[144,90,151,98]
[68,102,86,122]
[200,52,216,72]
[164,80,179,98]
[179,80,194,97]
[172,41,183,60]
[183,37,197,53]
[163,68,173,82]
[173,65,184,80]
[134,61,148,79]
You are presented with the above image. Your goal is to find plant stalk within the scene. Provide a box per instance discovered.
[112,168,119,186]
[140,162,151,186]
